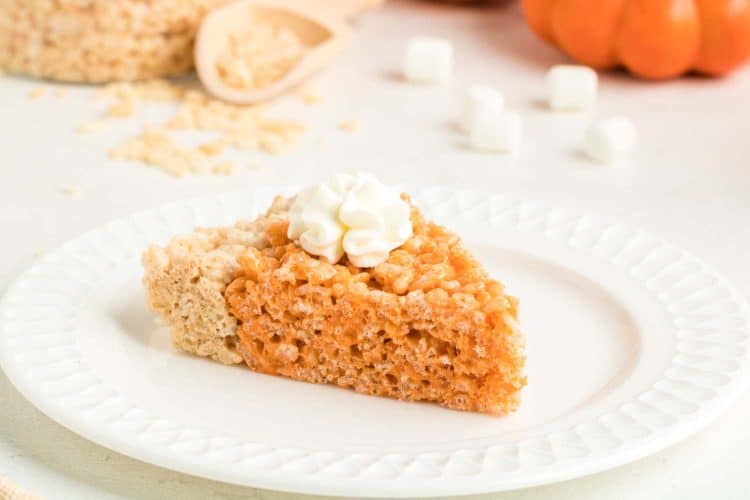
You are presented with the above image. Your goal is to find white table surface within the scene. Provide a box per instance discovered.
[1,1,749,499]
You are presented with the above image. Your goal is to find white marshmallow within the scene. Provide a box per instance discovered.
[403,36,454,84]
[470,110,522,155]
[462,84,504,132]
[584,116,637,164]
[546,65,598,111]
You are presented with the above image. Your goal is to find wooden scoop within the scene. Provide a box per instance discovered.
[195,0,381,104]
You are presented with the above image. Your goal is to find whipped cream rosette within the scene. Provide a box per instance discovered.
[287,173,412,267]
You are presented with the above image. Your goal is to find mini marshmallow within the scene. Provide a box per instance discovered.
[470,110,522,154]
[462,84,504,132]
[547,65,598,111]
[584,116,637,164]
[403,36,454,84]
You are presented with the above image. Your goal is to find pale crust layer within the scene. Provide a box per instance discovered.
[142,196,291,364]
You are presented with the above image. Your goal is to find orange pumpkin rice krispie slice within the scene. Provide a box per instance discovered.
[143,181,525,414]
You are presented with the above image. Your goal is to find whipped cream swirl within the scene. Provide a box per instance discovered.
[287,173,413,267]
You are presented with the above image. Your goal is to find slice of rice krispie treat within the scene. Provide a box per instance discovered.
[144,176,525,414]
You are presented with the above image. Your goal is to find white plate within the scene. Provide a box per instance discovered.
[1,188,749,498]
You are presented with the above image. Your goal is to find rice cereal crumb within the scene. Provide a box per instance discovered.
[107,97,136,118]
[197,139,228,156]
[212,160,238,175]
[296,85,323,105]
[62,184,84,198]
[301,92,323,105]
[29,88,45,100]
[338,119,360,132]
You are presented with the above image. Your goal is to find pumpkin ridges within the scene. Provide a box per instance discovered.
[521,0,560,44]
[522,0,750,78]
[615,0,700,79]
[550,0,626,69]
[693,0,750,75]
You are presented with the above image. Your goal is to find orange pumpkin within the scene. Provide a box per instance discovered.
[521,0,750,79]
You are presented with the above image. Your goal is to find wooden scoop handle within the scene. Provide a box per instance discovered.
[312,0,383,19]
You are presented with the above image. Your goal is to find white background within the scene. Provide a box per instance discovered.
[1,1,749,498]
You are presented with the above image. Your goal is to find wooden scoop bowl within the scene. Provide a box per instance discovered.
[195,0,381,104]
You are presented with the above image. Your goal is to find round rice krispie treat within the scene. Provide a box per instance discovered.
[0,0,229,83]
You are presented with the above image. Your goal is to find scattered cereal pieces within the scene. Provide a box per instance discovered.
[92,79,306,177]
[338,119,360,132]
[167,90,306,153]
[29,88,46,100]
[111,125,240,177]
[110,126,193,177]
[247,161,264,171]
[77,120,109,134]
[98,79,186,118]
[55,88,68,98]
[62,184,84,198]
[215,25,306,90]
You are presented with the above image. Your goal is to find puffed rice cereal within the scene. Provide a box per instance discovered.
[215,24,305,91]
[99,79,306,177]
[0,0,230,82]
